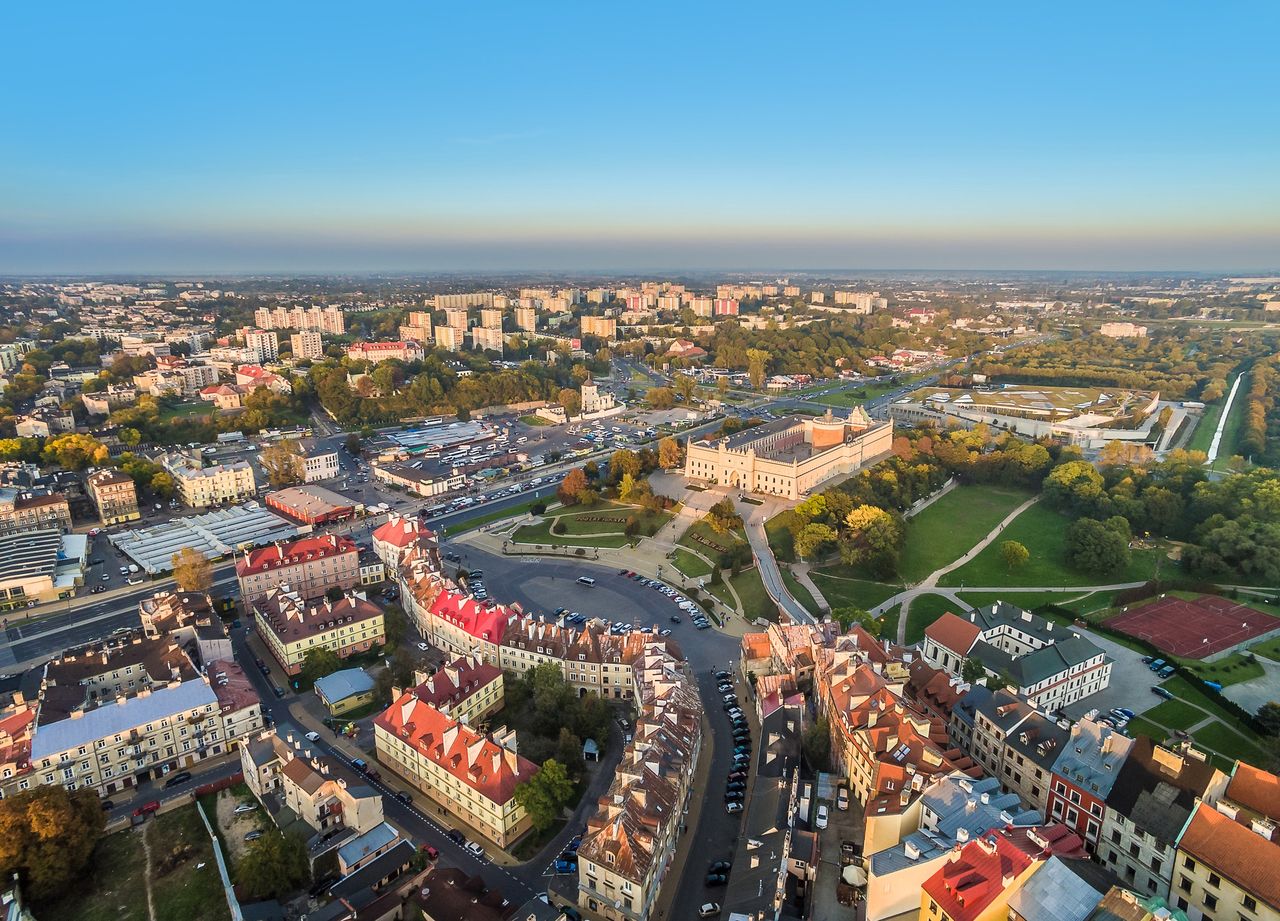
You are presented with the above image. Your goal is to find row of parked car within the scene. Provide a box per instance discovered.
[719,669,750,816]
[620,570,711,627]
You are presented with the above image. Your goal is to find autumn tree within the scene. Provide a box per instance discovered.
[609,448,641,481]
[41,433,109,470]
[746,348,769,389]
[618,472,637,501]
[674,373,696,404]
[647,387,675,410]
[1000,540,1030,571]
[0,786,105,901]
[515,759,576,832]
[795,523,837,560]
[558,468,589,505]
[171,547,212,592]
[557,387,582,418]
[260,439,303,487]
[657,436,684,469]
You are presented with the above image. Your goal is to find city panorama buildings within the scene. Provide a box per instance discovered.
[683,407,893,499]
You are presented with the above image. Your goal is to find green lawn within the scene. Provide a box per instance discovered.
[1250,636,1280,661]
[679,520,748,557]
[511,519,633,548]
[939,502,1162,588]
[898,485,1032,582]
[1192,720,1271,764]
[41,826,150,921]
[904,593,961,645]
[158,400,214,422]
[781,568,823,616]
[811,379,902,408]
[877,604,902,641]
[1143,699,1207,731]
[511,502,670,548]
[672,547,713,579]
[957,590,1089,612]
[731,567,779,622]
[764,510,797,562]
[519,415,551,426]
[707,579,736,611]
[1125,716,1169,744]
[1179,653,1265,687]
[810,572,901,612]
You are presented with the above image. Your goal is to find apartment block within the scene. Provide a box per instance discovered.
[399,310,434,345]
[581,316,616,338]
[514,305,538,333]
[236,533,361,602]
[433,292,492,310]
[254,305,345,334]
[469,325,504,353]
[714,298,739,315]
[371,514,437,570]
[290,329,325,360]
[480,308,504,329]
[252,588,385,676]
[161,453,257,508]
[444,308,469,330]
[966,690,1071,814]
[434,325,463,351]
[243,329,279,364]
[85,468,141,526]
[0,488,73,535]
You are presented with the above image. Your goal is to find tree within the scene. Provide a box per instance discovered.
[1256,701,1280,735]
[674,373,696,404]
[1064,517,1131,577]
[558,468,589,505]
[1043,461,1108,515]
[235,830,311,900]
[557,387,582,418]
[260,439,303,487]
[300,647,343,686]
[658,436,684,469]
[706,498,743,534]
[961,657,988,685]
[375,646,419,703]
[515,759,576,832]
[609,449,641,481]
[0,786,105,902]
[618,472,637,501]
[149,471,176,499]
[831,605,878,635]
[801,716,830,772]
[1000,540,1030,571]
[171,547,212,592]
[746,348,769,389]
[647,387,675,410]
[344,433,362,455]
[41,433,109,470]
[382,603,407,649]
[795,523,837,560]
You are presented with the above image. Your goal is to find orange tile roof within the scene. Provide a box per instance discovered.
[923,611,981,656]
[1179,801,1280,911]
[1228,762,1280,821]
[372,516,434,549]
[921,833,1034,921]
[375,692,537,805]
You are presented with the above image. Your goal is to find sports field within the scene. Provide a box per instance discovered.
[1107,593,1280,659]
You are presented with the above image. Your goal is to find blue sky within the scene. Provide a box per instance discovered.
[2,1,1277,273]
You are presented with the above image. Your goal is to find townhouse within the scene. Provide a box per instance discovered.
[1099,738,1228,899]
[236,534,361,602]
[161,453,257,508]
[0,488,73,536]
[1172,762,1280,921]
[85,468,140,526]
[403,654,503,725]
[967,690,1071,814]
[252,588,385,676]
[1049,716,1135,855]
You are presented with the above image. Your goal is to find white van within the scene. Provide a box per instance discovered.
[576,576,596,586]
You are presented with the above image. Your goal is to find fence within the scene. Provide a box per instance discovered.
[196,800,244,921]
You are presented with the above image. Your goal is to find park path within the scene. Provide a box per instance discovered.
[1206,369,1246,465]
[791,563,831,612]
[139,825,157,921]
[890,495,1039,643]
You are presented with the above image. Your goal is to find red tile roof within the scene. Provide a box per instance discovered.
[372,516,434,549]
[924,611,981,657]
[921,833,1034,921]
[236,534,357,576]
[375,692,537,806]
[427,590,515,644]
[410,656,502,711]
[1179,801,1280,911]
[1228,762,1280,822]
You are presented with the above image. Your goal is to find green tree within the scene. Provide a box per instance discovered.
[382,603,407,650]
[557,387,582,418]
[514,759,576,832]
[375,646,419,703]
[1256,701,1280,735]
[795,522,837,560]
[746,348,769,389]
[0,786,106,902]
[235,830,311,900]
[344,433,362,455]
[260,439,303,487]
[647,387,675,410]
[1064,517,1131,577]
[41,433,109,470]
[1043,461,1108,515]
[801,716,830,772]
[961,657,987,685]
[1000,540,1030,571]
[300,647,343,686]
[674,373,696,404]
[831,605,879,636]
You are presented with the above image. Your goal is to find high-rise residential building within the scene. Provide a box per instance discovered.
[289,329,324,360]
[444,307,469,330]
[399,310,433,345]
[580,316,616,338]
[434,325,463,351]
[714,298,740,315]
[469,326,504,353]
[586,288,608,304]
[244,329,279,364]
[514,305,538,333]
[86,469,141,526]
[253,305,345,334]
[784,285,801,297]
[656,294,682,312]
[688,297,713,317]
[810,291,826,304]
[480,307,504,329]
[433,292,492,310]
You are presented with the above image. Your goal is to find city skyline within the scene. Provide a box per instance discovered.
[2,2,1277,273]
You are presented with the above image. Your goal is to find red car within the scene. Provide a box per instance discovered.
[421,845,440,860]
[133,801,160,817]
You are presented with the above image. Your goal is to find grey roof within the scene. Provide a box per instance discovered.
[0,530,62,582]
[336,822,399,869]
[314,668,376,704]
[1009,636,1107,687]
[1007,856,1106,921]
[108,503,299,575]
[1051,720,1133,800]
[870,773,1041,876]
[32,678,217,760]
[327,839,416,902]
[951,684,993,729]
[721,416,804,450]
[1004,711,1072,771]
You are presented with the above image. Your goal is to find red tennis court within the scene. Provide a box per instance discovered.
[1108,594,1279,659]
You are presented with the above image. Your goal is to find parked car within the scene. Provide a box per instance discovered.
[134,801,161,817]
[554,856,578,873]
[395,791,413,804]
[816,805,829,829]
[163,771,192,788]
[422,845,440,860]
[446,829,465,845]
[726,782,746,793]
[708,860,732,874]
[234,803,257,815]
[100,799,114,812]
[705,873,728,886]
[1152,686,1174,700]
[837,787,849,811]
[465,841,486,858]
[304,731,321,742]
[699,905,721,918]
[244,829,264,841]
[726,802,743,815]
